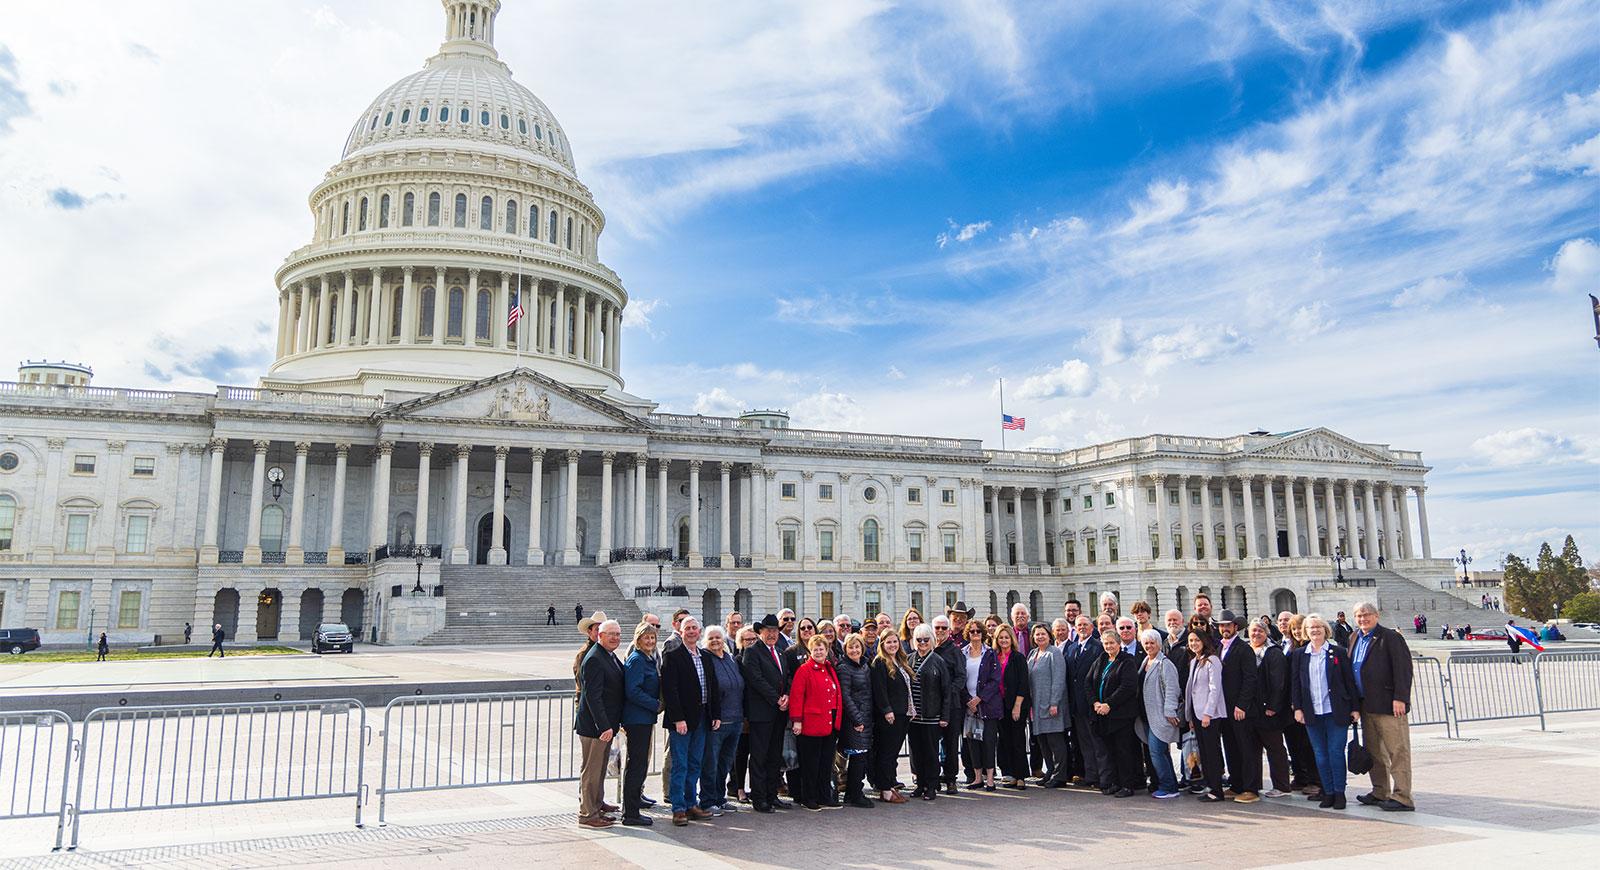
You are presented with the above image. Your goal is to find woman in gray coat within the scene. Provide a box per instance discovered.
[1026,623,1069,787]
[1136,628,1183,798]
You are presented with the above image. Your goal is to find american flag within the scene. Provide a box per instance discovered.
[507,292,524,327]
[1002,414,1025,430]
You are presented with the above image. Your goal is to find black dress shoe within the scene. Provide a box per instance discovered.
[622,814,654,826]
[984,783,997,792]
[753,803,774,813]
[1380,799,1414,812]
[944,782,959,795]
[1114,788,1134,798]
[1319,794,1336,808]
[850,796,875,808]
[771,798,793,809]
[922,790,937,801]
[1356,792,1382,806]
[1101,785,1116,795]
[1332,793,1347,810]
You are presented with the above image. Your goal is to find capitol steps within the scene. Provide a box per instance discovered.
[415,565,643,645]
[1304,567,1517,632]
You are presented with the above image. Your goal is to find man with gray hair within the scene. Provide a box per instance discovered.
[1010,602,1032,655]
[833,613,853,638]
[660,616,721,825]
[575,619,624,827]
[1349,601,1415,812]
[1100,591,1120,619]
[777,608,797,651]
[931,614,966,793]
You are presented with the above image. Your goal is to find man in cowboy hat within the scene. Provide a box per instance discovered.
[573,611,611,682]
[947,601,975,640]
[1216,609,1261,802]
[741,614,791,812]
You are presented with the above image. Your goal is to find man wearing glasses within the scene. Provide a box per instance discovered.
[776,609,797,652]
[932,614,967,794]
[1117,617,1144,659]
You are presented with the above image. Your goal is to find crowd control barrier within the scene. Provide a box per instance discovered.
[0,710,75,849]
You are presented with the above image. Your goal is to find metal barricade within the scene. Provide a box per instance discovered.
[1407,656,1452,736]
[377,690,577,824]
[1445,651,1542,733]
[69,699,368,849]
[0,710,75,850]
[1533,649,1600,716]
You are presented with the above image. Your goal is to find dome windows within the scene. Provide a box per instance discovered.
[528,205,538,238]
[427,192,441,226]
[459,107,469,123]
[547,210,558,243]
[447,288,464,338]
[453,193,467,228]
[379,193,390,228]
[518,119,527,135]
[370,115,378,131]
[384,111,393,126]
[475,289,491,340]
[419,287,435,338]
[535,124,543,140]
[500,113,509,130]
[505,199,517,234]
[358,197,369,231]
[403,192,415,226]
[341,201,350,235]
[480,110,490,126]
[419,106,430,123]
[400,108,410,124]
[479,195,492,230]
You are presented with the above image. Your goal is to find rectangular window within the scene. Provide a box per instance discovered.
[1213,493,1222,506]
[66,514,89,553]
[1005,502,1014,514]
[1238,535,1248,557]
[1086,540,1097,564]
[1191,491,1202,505]
[781,529,797,561]
[1150,534,1160,559]
[117,590,142,628]
[1007,542,1017,564]
[985,542,993,563]
[941,489,955,504]
[1063,498,1073,512]
[783,590,797,612]
[985,501,992,514]
[1084,495,1093,509]
[864,591,881,619]
[820,591,835,620]
[1319,537,1328,557]
[1235,494,1244,506]
[73,455,96,474]
[1065,540,1076,567]
[1315,497,1324,509]
[1147,488,1157,504]
[1043,500,1052,515]
[909,532,922,563]
[1169,490,1179,505]
[818,484,833,501]
[911,590,925,616]
[907,487,921,504]
[1105,492,1115,507]
[131,457,155,477]
[1173,534,1184,559]
[781,482,796,499]
[1295,496,1305,509]
[1108,535,1119,563]
[1045,541,1055,566]
[945,590,958,610]
[943,533,956,563]
[126,515,149,554]
[1195,534,1205,560]
[819,530,834,562]
[1254,495,1264,507]
[1276,496,1286,509]
[56,591,81,629]
[1216,535,1226,560]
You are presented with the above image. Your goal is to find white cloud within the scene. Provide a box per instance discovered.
[1117,179,1189,234]
[791,391,862,431]
[886,365,905,380]
[691,387,744,417]
[1139,324,1248,375]
[1287,301,1338,337]
[1392,273,1469,308]
[1086,318,1134,364]
[937,218,992,248]
[622,297,663,336]
[1471,428,1595,466]
[1014,358,1097,400]
[1547,237,1600,296]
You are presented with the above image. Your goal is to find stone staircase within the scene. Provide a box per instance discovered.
[416,565,644,645]
[1305,567,1517,632]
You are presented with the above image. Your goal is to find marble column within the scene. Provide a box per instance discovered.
[317,276,333,347]
[1284,477,1302,558]
[400,266,417,344]
[276,290,291,358]
[489,445,508,565]
[339,271,354,347]
[296,282,311,352]
[243,439,269,564]
[451,445,471,564]
[370,441,393,551]
[1006,487,1022,570]
[526,447,545,565]
[989,487,1001,565]
[1262,476,1280,559]
[1342,480,1361,563]
[367,269,383,345]
[740,467,753,559]
[715,462,732,563]
[635,456,648,549]
[287,441,309,564]
[574,289,588,360]
[201,439,225,560]
[1303,478,1320,557]
[1362,481,1380,566]
[1240,476,1257,559]
[1322,479,1338,560]
[800,471,814,566]
[1199,478,1213,562]
[656,459,669,549]
[1415,487,1432,559]
[1221,478,1237,560]
[1033,489,1048,570]
[328,443,348,563]
[1177,476,1191,561]
[687,460,703,567]
[1397,485,1413,560]
[431,267,447,342]
[1152,475,1168,561]
[561,450,581,565]
[1381,482,1398,564]
[414,443,433,550]
[597,451,615,564]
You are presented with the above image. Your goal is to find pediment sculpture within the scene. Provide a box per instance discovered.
[485,384,552,422]
[1264,434,1371,461]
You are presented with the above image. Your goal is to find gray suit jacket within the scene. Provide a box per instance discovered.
[1027,644,1068,733]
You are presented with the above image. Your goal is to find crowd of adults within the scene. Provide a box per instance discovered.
[572,591,1416,828]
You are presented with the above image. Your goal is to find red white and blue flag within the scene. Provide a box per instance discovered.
[1506,623,1545,651]
[1002,414,1026,431]
[507,292,524,327]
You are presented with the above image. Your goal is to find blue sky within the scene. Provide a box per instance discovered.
[0,0,1595,564]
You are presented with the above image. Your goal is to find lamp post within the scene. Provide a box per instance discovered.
[413,548,426,596]
[1455,548,1472,585]
[1332,546,1346,583]
[655,553,667,594]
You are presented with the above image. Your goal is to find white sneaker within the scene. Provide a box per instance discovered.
[1264,788,1291,798]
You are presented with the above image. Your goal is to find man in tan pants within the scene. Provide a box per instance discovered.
[575,620,625,827]
[1349,601,1415,811]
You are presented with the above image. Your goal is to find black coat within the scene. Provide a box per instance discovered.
[1087,650,1142,720]
[1165,642,1193,696]
[780,642,811,690]
[1349,624,1414,714]
[1290,642,1360,723]
[1219,638,1261,718]
[660,644,721,730]
[1254,644,1291,719]
[574,643,625,738]
[837,655,874,751]
[870,658,912,720]
[997,649,1031,718]
[742,640,787,723]
[1064,638,1099,713]
[911,652,960,724]
[933,638,967,724]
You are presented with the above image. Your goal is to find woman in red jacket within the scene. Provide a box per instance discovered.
[789,633,844,810]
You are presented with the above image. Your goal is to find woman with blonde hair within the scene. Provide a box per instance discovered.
[620,621,662,825]
[1280,613,1321,798]
[992,624,1031,787]
[1291,614,1360,810]
[869,631,914,803]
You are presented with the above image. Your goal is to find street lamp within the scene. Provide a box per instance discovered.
[1332,546,1346,583]
[412,548,426,596]
[1455,548,1472,585]
[655,552,667,594]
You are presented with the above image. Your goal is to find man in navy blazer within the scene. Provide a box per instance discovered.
[574,620,625,827]
[660,617,721,824]
[1065,615,1102,786]
[1217,609,1262,801]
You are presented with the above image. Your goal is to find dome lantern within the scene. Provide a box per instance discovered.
[439,0,501,60]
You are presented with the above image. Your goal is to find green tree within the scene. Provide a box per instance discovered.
[1503,553,1551,619]
[1561,592,1600,624]
[1504,538,1590,621]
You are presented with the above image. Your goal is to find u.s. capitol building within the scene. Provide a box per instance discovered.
[0,1,1458,648]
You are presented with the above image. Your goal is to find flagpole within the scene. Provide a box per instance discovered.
[515,248,522,370]
[998,377,1006,451]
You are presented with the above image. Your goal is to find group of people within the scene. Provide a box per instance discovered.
[573,591,1417,829]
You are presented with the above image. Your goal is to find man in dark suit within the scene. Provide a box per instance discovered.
[660,616,720,825]
[741,614,790,812]
[575,619,624,828]
[1217,609,1261,802]
[1350,601,1416,811]
[1065,614,1101,786]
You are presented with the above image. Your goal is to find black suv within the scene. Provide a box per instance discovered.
[312,623,354,654]
[2,628,42,655]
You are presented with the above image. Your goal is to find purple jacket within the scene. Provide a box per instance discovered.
[962,645,1004,720]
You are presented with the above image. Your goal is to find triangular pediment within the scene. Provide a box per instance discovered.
[1245,428,1391,464]
[375,369,646,429]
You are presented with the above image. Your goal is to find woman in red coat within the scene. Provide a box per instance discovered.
[789,633,844,810]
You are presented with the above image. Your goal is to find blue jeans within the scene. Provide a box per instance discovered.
[668,711,709,812]
[1304,713,1348,794]
[700,718,742,809]
[1146,729,1178,794]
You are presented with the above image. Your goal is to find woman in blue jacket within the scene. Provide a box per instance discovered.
[621,621,662,825]
[1291,614,1361,810]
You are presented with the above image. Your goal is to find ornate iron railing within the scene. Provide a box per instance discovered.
[218,550,244,564]
[303,551,328,565]
[608,547,674,563]
[373,543,442,563]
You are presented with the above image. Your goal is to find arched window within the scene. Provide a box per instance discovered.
[400,108,410,124]
[454,193,467,228]
[479,195,492,230]
[427,192,440,226]
[403,192,415,226]
[535,124,543,140]
[419,287,436,337]
[260,505,285,554]
[567,307,576,354]
[565,216,573,249]
[358,197,369,231]
[505,199,517,234]
[390,288,404,338]
[419,106,429,123]
[0,494,17,552]
[447,287,464,337]
[500,113,509,129]
[862,519,880,562]
[518,118,526,135]
[378,193,390,228]
[475,289,491,340]
[480,109,490,126]
[326,293,338,343]
[341,201,349,234]
[459,107,469,123]
[678,521,690,559]
[383,111,392,126]
[548,210,558,242]
[528,205,538,238]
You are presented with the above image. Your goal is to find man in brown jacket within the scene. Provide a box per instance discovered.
[1348,601,1415,811]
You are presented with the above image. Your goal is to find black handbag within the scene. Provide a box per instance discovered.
[1346,723,1373,774]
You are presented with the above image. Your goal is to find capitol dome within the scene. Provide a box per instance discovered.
[265,0,631,402]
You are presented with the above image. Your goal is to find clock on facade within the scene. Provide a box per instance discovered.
[266,466,285,483]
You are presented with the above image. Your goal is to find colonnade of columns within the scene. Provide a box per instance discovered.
[275,268,622,373]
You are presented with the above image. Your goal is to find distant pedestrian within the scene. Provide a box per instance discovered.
[547,604,558,626]
[1378,555,1385,568]
[184,622,193,644]
[208,624,226,658]
[575,602,584,623]
[96,633,109,661]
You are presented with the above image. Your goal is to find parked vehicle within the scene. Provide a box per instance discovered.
[1,627,43,655]
[1464,629,1509,641]
[313,623,355,654]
